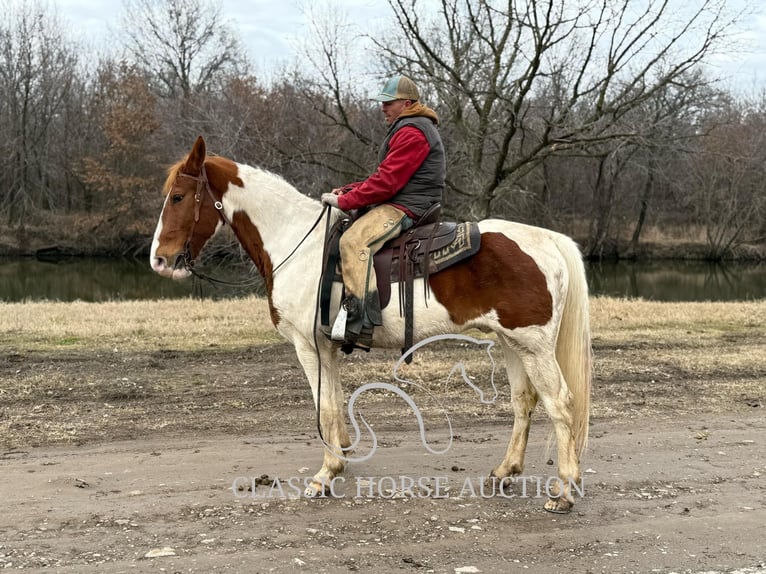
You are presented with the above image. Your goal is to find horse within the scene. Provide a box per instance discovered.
[150,135,592,513]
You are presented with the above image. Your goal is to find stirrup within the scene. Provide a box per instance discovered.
[331,296,363,341]
[330,306,348,341]
[339,325,373,354]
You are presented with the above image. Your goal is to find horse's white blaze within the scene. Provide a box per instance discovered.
[150,193,171,276]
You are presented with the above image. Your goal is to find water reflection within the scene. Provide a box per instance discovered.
[585,260,765,301]
[0,257,260,302]
[0,257,763,302]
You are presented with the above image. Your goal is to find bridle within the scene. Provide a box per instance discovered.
[170,162,328,281]
[168,164,235,285]
[176,164,232,247]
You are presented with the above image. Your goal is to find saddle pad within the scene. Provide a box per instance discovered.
[374,221,481,307]
[319,220,481,325]
[430,221,480,271]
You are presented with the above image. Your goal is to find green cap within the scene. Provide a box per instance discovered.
[375,75,420,102]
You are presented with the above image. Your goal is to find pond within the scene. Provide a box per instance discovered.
[0,257,763,303]
[585,260,765,302]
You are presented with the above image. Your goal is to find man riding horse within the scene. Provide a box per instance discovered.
[321,75,445,350]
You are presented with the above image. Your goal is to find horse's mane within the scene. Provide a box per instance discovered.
[161,153,225,197]
[162,159,186,197]
[161,153,307,206]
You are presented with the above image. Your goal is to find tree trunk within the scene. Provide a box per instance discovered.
[628,165,655,259]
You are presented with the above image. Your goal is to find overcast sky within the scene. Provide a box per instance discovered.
[54,0,766,94]
[55,0,391,78]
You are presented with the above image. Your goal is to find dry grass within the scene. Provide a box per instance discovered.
[590,297,765,371]
[0,296,763,448]
[0,296,281,352]
[590,297,764,331]
[2,295,761,352]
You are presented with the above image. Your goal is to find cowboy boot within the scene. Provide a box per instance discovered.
[332,295,376,352]
[346,290,381,350]
[364,290,383,326]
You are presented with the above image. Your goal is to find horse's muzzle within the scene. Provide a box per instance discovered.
[151,253,192,280]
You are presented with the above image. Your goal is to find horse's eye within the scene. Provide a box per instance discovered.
[172,194,184,204]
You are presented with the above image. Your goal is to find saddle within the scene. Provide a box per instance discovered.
[319,203,481,360]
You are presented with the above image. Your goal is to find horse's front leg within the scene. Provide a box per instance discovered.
[292,335,351,495]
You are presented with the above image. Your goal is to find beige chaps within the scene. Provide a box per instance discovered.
[338,204,407,309]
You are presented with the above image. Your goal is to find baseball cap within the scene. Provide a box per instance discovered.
[374,75,420,102]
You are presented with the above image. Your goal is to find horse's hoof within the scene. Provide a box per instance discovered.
[483,471,499,492]
[484,471,513,496]
[543,497,573,514]
[303,480,324,498]
[303,486,317,497]
[304,480,329,498]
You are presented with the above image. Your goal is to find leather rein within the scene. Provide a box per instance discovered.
[173,163,333,446]
[173,164,328,284]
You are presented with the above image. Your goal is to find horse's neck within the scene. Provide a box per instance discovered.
[226,164,324,266]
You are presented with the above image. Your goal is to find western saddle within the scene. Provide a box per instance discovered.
[319,203,481,361]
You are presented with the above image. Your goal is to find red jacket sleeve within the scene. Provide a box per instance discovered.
[337,126,430,211]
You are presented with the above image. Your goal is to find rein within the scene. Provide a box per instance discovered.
[174,162,333,446]
[271,204,330,275]
[174,164,330,288]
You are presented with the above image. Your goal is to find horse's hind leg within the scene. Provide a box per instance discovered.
[490,336,538,480]
[519,348,581,513]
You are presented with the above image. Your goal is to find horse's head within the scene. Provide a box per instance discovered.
[150,136,230,280]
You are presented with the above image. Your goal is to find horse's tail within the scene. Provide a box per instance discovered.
[551,234,592,457]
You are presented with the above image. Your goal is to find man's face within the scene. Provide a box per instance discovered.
[381,99,411,124]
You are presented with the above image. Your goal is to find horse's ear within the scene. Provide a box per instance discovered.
[186,136,206,175]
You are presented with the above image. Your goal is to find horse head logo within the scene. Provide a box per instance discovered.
[325,334,499,463]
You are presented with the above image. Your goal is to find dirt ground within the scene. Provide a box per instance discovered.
[1,314,765,573]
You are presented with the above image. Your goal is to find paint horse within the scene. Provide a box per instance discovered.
[150,136,592,513]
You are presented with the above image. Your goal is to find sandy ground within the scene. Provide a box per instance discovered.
[1,321,765,573]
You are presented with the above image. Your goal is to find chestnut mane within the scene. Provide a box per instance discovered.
[162,158,188,197]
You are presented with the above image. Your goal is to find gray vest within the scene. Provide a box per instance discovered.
[378,115,445,218]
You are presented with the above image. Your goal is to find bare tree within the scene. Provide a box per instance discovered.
[681,98,766,259]
[362,0,745,222]
[573,73,722,258]
[283,4,386,189]
[0,0,79,225]
[120,0,247,100]
[623,79,722,257]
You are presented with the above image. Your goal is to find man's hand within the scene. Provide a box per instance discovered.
[332,185,354,195]
[321,193,339,208]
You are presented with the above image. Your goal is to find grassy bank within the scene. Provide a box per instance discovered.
[0,296,762,352]
[0,297,763,448]
[0,296,281,352]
